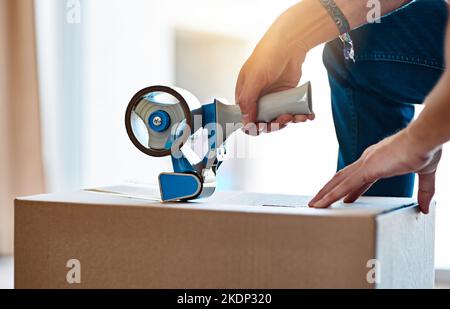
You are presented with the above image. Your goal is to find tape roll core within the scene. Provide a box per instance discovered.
[125,85,193,157]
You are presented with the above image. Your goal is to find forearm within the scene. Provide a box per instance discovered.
[407,72,450,154]
[262,0,412,54]
[407,15,450,155]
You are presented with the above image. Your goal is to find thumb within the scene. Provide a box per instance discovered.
[417,172,436,214]
[236,74,263,126]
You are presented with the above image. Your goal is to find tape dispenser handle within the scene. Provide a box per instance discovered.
[256,82,313,123]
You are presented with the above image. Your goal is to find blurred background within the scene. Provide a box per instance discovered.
[0,0,449,286]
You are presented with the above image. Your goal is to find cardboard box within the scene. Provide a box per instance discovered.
[14,186,435,289]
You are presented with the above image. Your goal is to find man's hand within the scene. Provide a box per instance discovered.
[234,0,414,136]
[235,37,314,135]
[309,129,442,213]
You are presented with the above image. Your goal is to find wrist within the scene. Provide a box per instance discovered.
[256,29,308,64]
[403,124,439,160]
[277,8,313,58]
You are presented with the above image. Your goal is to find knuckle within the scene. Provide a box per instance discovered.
[361,158,380,183]
[362,170,378,184]
[419,187,435,195]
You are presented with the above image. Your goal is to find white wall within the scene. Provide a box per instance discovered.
[80,0,175,187]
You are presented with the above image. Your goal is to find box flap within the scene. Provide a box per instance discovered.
[16,184,418,217]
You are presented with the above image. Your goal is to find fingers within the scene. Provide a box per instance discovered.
[264,123,287,133]
[255,113,314,134]
[311,170,367,208]
[418,147,442,174]
[240,94,258,126]
[310,168,436,212]
[308,133,441,211]
[343,183,373,203]
[240,96,258,135]
[309,161,361,206]
[293,115,308,123]
[295,113,315,122]
[236,72,262,127]
[272,113,314,127]
[417,172,436,214]
[416,148,441,214]
[274,114,294,126]
[243,122,264,136]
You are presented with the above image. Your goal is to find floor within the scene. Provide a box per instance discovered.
[436,270,450,289]
[1,255,449,289]
[0,256,13,289]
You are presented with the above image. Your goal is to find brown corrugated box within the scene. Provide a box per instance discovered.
[14,185,435,288]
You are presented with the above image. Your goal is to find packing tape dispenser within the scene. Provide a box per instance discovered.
[125,82,313,202]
